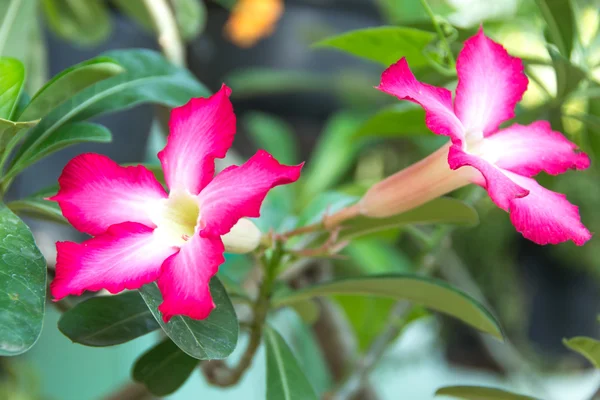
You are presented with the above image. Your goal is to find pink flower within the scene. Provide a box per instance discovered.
[50,85,303,321]
[360,28,591,246]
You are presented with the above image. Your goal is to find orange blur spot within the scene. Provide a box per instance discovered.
[225,0,284,48]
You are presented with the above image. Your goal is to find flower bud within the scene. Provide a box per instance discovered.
[221,218,262,254]
[358,143,475,218]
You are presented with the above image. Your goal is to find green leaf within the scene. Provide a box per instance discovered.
[18,57,125,121]
[41,0,111,46]
[264,325,318,400]
[133,338,197,396]
[10,49,208,176]
[6,184,63,223]
[138,278,238,360]
[0,57,25,120]
[58,291,159,347]
[244,111,299,165]
[435,386,539,400]
[300,112,364,204]
[336,296,396,351]
[273,274,503,340]
[0,118,38,157]
[345,238,412,274]
[354,104,430,138]
[337,197,478,241]
[535,0,575,57]
[314,26,435,68]
[227,69,329,98]
[563,336,600,368]
[0,203,46,356]
[111,0,154,32]
[548,47,586,100]
[8,122,112,178]
[173,0,206,40]
[296,192,358,227]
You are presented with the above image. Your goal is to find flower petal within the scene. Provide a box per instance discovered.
[158,84,236,195]
[377,57,465,144]
[448,145,529,209]
[157,234,225,322]
[198,150,303,236]
[50,153,167,236]
[483,121,590,177]
[504,171,591,245]
[454,28,528,137]
[51,223,177,300]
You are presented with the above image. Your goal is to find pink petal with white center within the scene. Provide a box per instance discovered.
[448,145,529,209]
[49,153,167,236]
[158,85,236,195]
[503,171,591,245]
[198,150,303,236]
[51,223,177,300]
[157,234,225,322]
[377,58,465,144]
[454,28,528,137]
[484,121,590,177]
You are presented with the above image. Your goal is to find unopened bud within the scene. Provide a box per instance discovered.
[221,218,262,254]
[359,143,474,218]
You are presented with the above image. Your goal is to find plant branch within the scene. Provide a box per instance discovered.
[419,0,455,67]
[142,0,185,66]
[202,244,283,387]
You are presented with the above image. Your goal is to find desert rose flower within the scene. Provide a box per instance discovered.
[50,85,302,321]
[359,28,591,246]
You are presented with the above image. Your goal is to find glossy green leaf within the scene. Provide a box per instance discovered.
[337,197,478,241]
[138,278,238,360]
[244,111,299,165]
[354,104,430,138]
[41,0,111,46]
[133,338,197,396]
[300,112,364,204]
[314,26,435,68]
[563,336,600,368]
[0,203,46,356]
[8,122,112,178]
[265,325,318,400]
[173,0,206,40]
[0,57,25,119]
[435,386,539,400]
[10,49,208,175]
[18,57,124,121]
[535,0,575,57]
[273,274,503,340]
[58,291,159,347]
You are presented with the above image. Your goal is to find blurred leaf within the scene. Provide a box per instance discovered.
[344,238,412,274]
[0,118,38,158]
[10,49,208,177]
[314,26,435,68]
[296,192,358,227]
[585,97,600,162]
[138,278,238,360]
[289,299,320,324]
[273,274,503,340]
[42,0,111,46]
[58,291,160,346]
[535,0,575,58]
[6,196,64,224]
[354,104,430,138]
[0,57,24,120]
[173,0,206,40]
[244,111,299,165]
[300,112,365,204]
[18,57,124,121]
[264,325,318,400]
[0,203,46,356]
[435,386,538,399]
[8,122,112,177]
[549,47,586,100]
[337,197,478,241]
[111,0,154,31]
[335,296,395,351]
[563,336,600,368]
[227,69,329,98]
[133,338,197,396]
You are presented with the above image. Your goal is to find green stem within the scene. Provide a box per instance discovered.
[419,0,455,67]
[202,243,283,387]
